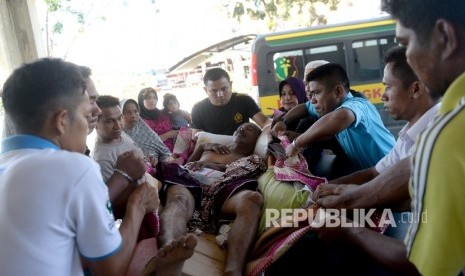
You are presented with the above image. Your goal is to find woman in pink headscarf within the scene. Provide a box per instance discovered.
[137,87,178,152]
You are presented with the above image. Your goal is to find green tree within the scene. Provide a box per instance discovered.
[44,0,109,58]
[231,0,340,31]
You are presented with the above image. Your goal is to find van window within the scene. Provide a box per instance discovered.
[352,36,398,82]
[303,43,346,72]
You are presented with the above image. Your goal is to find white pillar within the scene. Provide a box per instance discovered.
[0,0,43,137]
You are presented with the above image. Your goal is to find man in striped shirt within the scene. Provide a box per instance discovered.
[382,0,465,275]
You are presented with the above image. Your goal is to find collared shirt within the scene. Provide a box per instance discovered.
[306,93,395,170]
[375,103,441,173]
[406,72,465,276]
[0,135,121,276]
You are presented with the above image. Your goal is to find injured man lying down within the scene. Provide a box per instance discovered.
[147,122,266,275]
[156,122,266,233]
[163,121,325,234]
[187,124,263,178]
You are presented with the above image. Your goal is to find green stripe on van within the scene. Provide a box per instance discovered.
[266,23,395,47]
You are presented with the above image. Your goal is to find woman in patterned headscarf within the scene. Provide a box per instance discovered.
[120,98,171,161]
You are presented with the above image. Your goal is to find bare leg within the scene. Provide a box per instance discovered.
[158,185,195,247]
[220,190,263,276]
[143,233,197,276]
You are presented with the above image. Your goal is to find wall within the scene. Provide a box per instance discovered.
[0,0,42,138]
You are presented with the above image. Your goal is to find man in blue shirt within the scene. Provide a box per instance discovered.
[273,63,395,171]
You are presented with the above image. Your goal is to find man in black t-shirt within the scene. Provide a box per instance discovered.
[191,68,270,135]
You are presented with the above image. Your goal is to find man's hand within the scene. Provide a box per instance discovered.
[312,183,360,209]
[115,151,146,180]
[270,121,287,138]
[184,161,206,171]
[280,130,300,141]
[310,209,351,243]
[147,154,158,168]
[128,182,160,214]
[285,141,301,157]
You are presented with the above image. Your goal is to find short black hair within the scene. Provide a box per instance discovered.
[78,65,92,79]
[306,63,350,92]
[381,0,465,43]
[203,68,231,85]
[96,95,120,109]
[383,46,418,89]
[2,58,85,134]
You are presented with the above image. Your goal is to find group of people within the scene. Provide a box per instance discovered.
[1,0,465,275]
[136,87,191,152]
[268,0,465,275]
[268,42,442,276]
[0,54,273,275]
[91,66,272,275]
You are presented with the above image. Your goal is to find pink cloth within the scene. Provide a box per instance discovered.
[273,135,327,191]
[171,126,197,165]
[273,135,388,232]
[144,211,160,239]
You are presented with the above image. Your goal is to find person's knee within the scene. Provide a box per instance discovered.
[165,190,195,212]
[237,191,263,214]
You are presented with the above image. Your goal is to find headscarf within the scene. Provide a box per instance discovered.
[120,98,139,114]
[278,77,306,105]
[138,87,161,120]
[120,98,171,160]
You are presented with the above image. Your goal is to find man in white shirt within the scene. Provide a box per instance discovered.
[0,58,158,275]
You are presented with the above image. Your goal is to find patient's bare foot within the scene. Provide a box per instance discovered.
[143,234,197,276]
